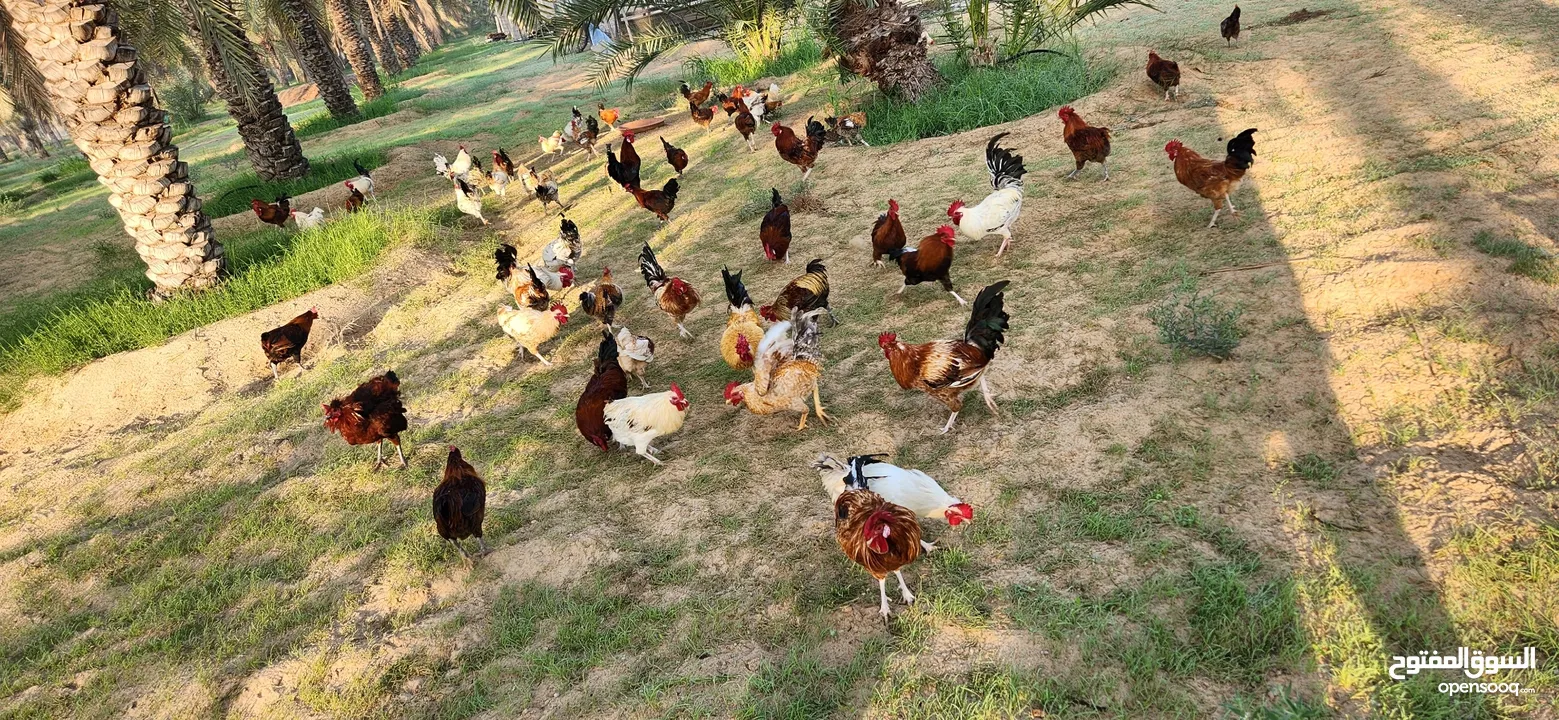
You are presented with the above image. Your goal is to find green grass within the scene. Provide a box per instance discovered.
[1471,231,1557,284]
[0,208,440,409]
[198,149,389,218]
[292,87,425,139]
[684,36,827,88]
[862,51,1112,144]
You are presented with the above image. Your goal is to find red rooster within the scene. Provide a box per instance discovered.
[433,446,487,561]
[772,117,827,181]
[760,188,791,263]
[879,281,1010,433]
[576,331,629,452]
[628,178,680,223]
[1060,106,1112,181]
[251,195,290,227]
[835,487,922,619]
[638,243,701,338]
[1167,128,1258,228]
[661,136,688,175]
[870,199,906,267]
[323,371,410,468]
[889,225,965,305]
[259,306,317,379]
[680,80,714,107]
[620,131,642,186]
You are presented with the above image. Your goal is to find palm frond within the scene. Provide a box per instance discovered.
[586,24,685,89]
[0,2,54,123]
[184,0,271,109]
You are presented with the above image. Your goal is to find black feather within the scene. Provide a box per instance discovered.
[1224,128,1258,170]
[986,133,1027,190]
[639,243,668,288]
[722,267,753,309]
[770,188,782,208]
[352,159,370,178]
[845,453,891,490]
[662,178,680,199]
[963,281,1011,358]
[495,244,517,281]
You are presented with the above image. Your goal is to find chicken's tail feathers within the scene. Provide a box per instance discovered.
[804,258,827,275]
[560,216,580,243]
[964,280,1012,357]
[494,244,518,280]
[595,329,620,367]
[986,133,1027,190]
[1223,128,1259,170]
[792,309,826,362]
[383,369,400,386]
[353,159,370,177]
[770,187,783,208]
[722,267,752,309]
[638,243,668,287]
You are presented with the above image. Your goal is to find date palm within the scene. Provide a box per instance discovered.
[325,0,383,100]
[190,0,310,181]
[275,0,358,119]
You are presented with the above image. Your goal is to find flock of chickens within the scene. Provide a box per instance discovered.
[251,4,1260,616]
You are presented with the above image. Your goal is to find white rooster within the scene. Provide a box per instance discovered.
[497,302,569,365]
[344,159,375,200]
[615,326,655,387]
[433,153,449,174]
[453,177,487,225]
[603,384,689,465]
[290,207,326,230]
[543,217,582,271]
[814,453,973,552]
[947,133,1027,257]
[449,144,473,176]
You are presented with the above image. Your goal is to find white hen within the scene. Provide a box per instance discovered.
[603,385,689,465]
[449,144,473,176]
[947,133,1027,257]
[615,327,655,387]
[453,177,487,225]
[290,207,326,230]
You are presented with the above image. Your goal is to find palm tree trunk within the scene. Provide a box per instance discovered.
[325,0,384,100]
[354,0,399,75]
[14,113,50,158]
[834,0,942,102]
[412,0,442,46]
[379,3,420,67]
[8,0,224,296]
[193,13,310,181]
[277,0,358,119]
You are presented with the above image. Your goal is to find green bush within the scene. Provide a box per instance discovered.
[1148,290,1243,359]
[200,150,389,218]
[684,35,826,88]
[160,74,215,128]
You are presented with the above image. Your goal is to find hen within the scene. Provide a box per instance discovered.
[620,131,642,184]
[680,80,714,107]
[870,199,907,267]
[661,136,688,176]
[760,188,791,263]
[498,268,570,364]
[524,166,563,213]
[597,102,620,129]
[346,158,374,199]
[603,384,690,465]
[576,331,630,452]
[579,266,624,327]
[772,117,827,181]
[615,326,656,387]
[433,446,487,560]
[490,149,515,197]
[628,178,679,223]
[720,267,766,370]
[824,112,869,146]
[260,306,318,379]
[725,308,830,430]
[879,281,1010,433]
[449,144,473,175]
[1147,51,1181,101]
[760,259,833,324]
[539,131,565,157]
[453,177,487,225]
[889,225,965,305]
[688,100,714,131]
[291,206,326,230]
[816,454,973,547]
[344,183,366,213]
[251,195,290,228]
[638,243,702,338]
[947,133,1026,256]
[1059,106,1112,181]
[542,216,583,273]
[1166,128,1258,228]
[734,105,758,153]
[1221,5,1241,45]
[323,371,410,469]
[577,116,601,155]
[833,487,921,619]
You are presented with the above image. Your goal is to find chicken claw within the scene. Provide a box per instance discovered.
[812,380,831,426]
[919,540,938,553]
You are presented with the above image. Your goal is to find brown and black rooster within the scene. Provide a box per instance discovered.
[433,446,487,561]
[323,371,410,469]
[259,306,318,379]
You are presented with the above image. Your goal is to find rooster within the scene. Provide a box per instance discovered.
[597,102,620,130]
[579,266,624,327]
[466,157,493,195]
[824,112,868,146]
[680,80,714,107]
[539,131,565,157]
[449,144,473,176]
[562,107,585,143]
[871,199,907,267]
[251,195,290,228]
[760,259,834,324]
[615,326,655,387]
[323,371,410,469]
[689,100,714,131]
[542,216,582,272]
[1166,128,1258,228]
[879,281,1010,433]
[833,487,921,619]
[628,178,679,223]
[772,117,827,181]
[604,384,690,465]
[1059,106,1112,181]
[346,158,375,200]
[1221,5,1241,45]
[434,153,448,174]
[260,306,318,379]
[498,298,569,365]
[948,133,1026,257]
[344,183,366,213]
[453,177,486,225]
[620,131,642,185]
[720,267,766,370]
[746,84,782,124]
[490,149,514,197]
[661,136,688,175]
[889,225,965,306]
[290,207,326,230]
[577,116,601,155]
[725,308,830,430]
[716,92,740,117]
[525,166,562,213]
[734,105,758,153]
[1147,52,1181,101]
[816,454,972,552]
[606,144,638,191]
[760,188,791,263]
[497,244,571,296]
[433,446,487,561]
[576,331,629,452]
[639,243,702,338]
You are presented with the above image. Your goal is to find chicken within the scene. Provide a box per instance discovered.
[344,183,366,213]
[434,153,448,174]
[1059,106,1112,181]
[497,245,567,299]
[815,454,973,549]
[542,216,582,272]
[627,178,679,223]
[833,487,921,619]
[746,84,783,124]
[947,133,1026,257]
[322,371,410,469]
[771,117,827,181]
[345,158,375,199]
[508,261,554,313]
[889,225,965,305]
[577,116,601,155]
[724,308,830,430]
[760,259,834,324]
[562,107,585,143]
[1166,128,1258,228]
[606,144,638,191]
[576,331,629,452]
[615,326,655,387]
[433,446,487,560]
[661,136,688,175]
[1147,51,1181,101]
[579,266,624,327]
[760,188,791,263]
[494,243,518,283]
[619,131,642,186]
[879,280,1010,433]
[680,80,714,107]
[688,100,714,131]
[465,157,493,195]
[497,297,569,365]
[251,195,290,228]
[449,144,473,175]
[453,177,487,225]
[1221,5,1241,45]
[734,105,758,153]
[716,92,740,117]
[598,102,620,129]
[720,267,766,370]
[824,112,869,146]
[490,149,514,197]
[290,206,326,230]
[260,306,317,379]
[638,243,702,338]
[603,384,690,465]
[871,199,907,267]
[525,166,562,213]
[539,131,565,157]
[529,262,574,292]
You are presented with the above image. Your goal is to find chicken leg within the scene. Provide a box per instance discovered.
[447,537,472,560]
[939,410,960,435]
[1102,162,1111,181]
[812,379,831,426]
[636,441,664,465]
[373,439,387,469]
[895,570,916,605]
[980,373,998,413]
[676,322,693,339]
[948,290,967,306]
[876,577,893,619]
[394,441,408,468]
[920,539,937,553]
[1207,206,1223,229]
[995,230,1013,257]
[270,362,280,380]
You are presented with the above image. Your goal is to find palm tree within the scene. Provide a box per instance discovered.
[354,0,400,75]
[827,0,942,101]
[3,0,225,297]
[190,0,310,180]
[326,0,384,99]
[380,3,420,66]
[276,0,359,119]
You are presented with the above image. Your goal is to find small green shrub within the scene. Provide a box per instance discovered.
[159,74,215,128]
[684,36,826,88]
[1148,290,1244,359]
[1471,231,1556,284]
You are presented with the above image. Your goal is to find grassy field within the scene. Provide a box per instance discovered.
[1,0,1557,718]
